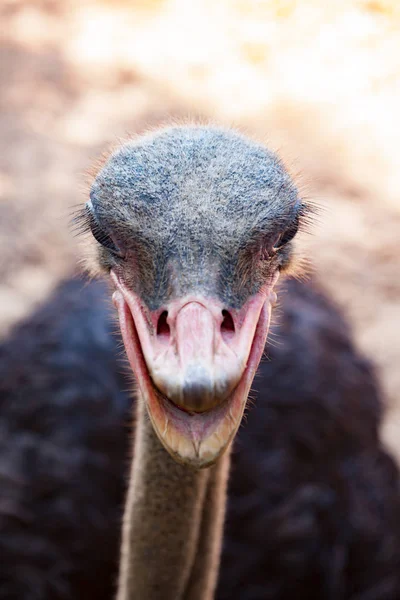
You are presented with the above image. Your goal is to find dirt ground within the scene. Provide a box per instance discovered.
[1,0,400,457]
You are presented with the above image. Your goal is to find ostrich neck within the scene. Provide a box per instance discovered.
[117,398,230,600]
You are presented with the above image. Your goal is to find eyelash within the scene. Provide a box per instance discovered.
[72,201,306,263]
[83,203,124,258]
[260,215,300,261]
[273,214,299,250]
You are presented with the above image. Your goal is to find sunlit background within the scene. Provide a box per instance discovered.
[1,0,400,455]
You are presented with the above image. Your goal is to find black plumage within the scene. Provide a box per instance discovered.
[0,276,399,599]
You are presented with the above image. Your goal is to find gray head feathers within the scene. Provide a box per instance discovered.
[74,125,310,309]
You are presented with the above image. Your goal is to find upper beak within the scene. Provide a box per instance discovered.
[111,271,278,466]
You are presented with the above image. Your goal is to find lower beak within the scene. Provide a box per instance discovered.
[112,272,277,467]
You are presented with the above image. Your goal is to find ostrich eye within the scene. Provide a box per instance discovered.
[85,202,124,258]
[273,214,299,250]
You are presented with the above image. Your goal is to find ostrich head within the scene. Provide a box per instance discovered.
[77,126,306,468]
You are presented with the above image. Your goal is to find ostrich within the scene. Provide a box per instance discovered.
[1,125,400,600]
[82,124,308,598]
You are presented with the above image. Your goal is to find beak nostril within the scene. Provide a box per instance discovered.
[157,311,170,340]
[221,310,235,342]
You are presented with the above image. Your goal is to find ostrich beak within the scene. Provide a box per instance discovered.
[111,271,278,468]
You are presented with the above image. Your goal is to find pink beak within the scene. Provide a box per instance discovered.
[111,271,278,466]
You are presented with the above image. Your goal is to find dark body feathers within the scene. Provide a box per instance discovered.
[0,279,130,600]
[218,282,400,600]
[0,277,399,599]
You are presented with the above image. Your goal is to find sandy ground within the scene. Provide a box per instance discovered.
[1,0,399,457]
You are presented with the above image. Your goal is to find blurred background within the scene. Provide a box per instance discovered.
[1,0,399,456]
